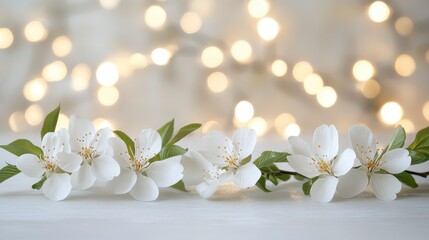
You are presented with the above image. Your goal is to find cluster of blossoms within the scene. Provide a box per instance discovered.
[1,107,426,202]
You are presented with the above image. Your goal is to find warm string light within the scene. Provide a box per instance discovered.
[207,72,228,93]
[234,101,254,123]
[98,86,120,106]
[317,86,337,108]
[99,0,121,10]
[180,12,202,34]
[230,40,252,63]
[368,1,390,23]
[257,17,279,41]
[93,118,113,129]
[303,73,324,95]
[151,48,172,66]
[248,0,270,19]
[23,78,48,102]
[353,60,375,82]
[56,114,69,130]
[202,120,222,134]
[271,59,287,77]
[42,61,67,82]
[145,5,167,29]
[24,20,47,42]
[395,17,413,36]
[71,64,91,91]
[395,54,416,77]
[360,79,380,99]
[422,101,429,121]
[0,28,14,49]
[52,36,72,57]
[129,53,148,69]
[293,61,313,82]
[248,117,268,136]
[96,61,119,86]
[25,104,44,126]
[201,46,223,68]
[379,101,403,125]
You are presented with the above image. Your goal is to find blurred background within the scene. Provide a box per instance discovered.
[1,0,429,140]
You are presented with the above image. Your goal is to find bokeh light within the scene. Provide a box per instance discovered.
[275,113,296,136]
[398,119,415,133]
[98,86,119,106]
[248,117,268,136]
[56,113,69,130]
[271,60,287,77]
[25,104,44,126]
[235,101,254,123]
[42,61,67,82]
[24,20,47,42]
[284,123,301,138]
[395,17,413,36]
[201,46,223,68]
[180,12,202,34]
[257,17,279,41]
[145,5,167,29]
[93,118,113,129]
[361,79,380,99]
[151,48,172,66]
[71,64,91,91]
[23,78,48,102]
[353,60,375,81]
[99,0,120,10]
[96,61,119,86]
[422,101,429,121]
[317,86,337,108]
[0,28,14,49]
[207,72,228,93]
[303,73,324,95]
[368,1,390,23]
[202,120,222,134]
[129,53,148,69]
[379,101,403,125]
[52,36,73,57]
[395,54,416,77]
[248,0,270,18]
[9,112,27,132]
[293,61,313,82]
[231,40,252,63]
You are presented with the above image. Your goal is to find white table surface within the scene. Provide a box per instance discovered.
[1,136,429,240]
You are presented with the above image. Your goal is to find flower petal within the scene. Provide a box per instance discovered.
[92,127,113,156]
[196,181,219,199]
[57,152,82,173]
[107,168,137,194]
[109,137,130,169]
[332,148,356,177]
[91,155,120,181]
[313,124,339,161]
[129,175,159,201]
[146,156,184,187]
[41,173,72,201]
[41,132,61,158]
[370,173,402,201]
[337,169,368,198]
[135,129,162,160]
[310,175,338,203]
[232,127,257,162]
[287,154,320,178]
[71,162,96,190]
[288,136,312,157]
[57,128,71,153]
[181,151,213,186]
[68,115,96,152]
[233,163,261,189]
[380,148,411,174]
[348,125,376,165]
[202,130,234,165]
[16,154,44,178]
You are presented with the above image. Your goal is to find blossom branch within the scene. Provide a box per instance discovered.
[406,170,429,178]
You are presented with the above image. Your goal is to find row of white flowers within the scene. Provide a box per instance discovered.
[6,114,418,202]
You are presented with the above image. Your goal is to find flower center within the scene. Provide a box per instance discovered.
[355,142,385,173]
[79,146,96,160]
[311,154,333,175]
[41,145,58,172]
[216,138,242,169]
[202,167,226,183]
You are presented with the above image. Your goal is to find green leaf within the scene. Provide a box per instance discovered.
[0,164,21,183]
[170,180,188,192]
[394,172,418,189]
[274,173,291,182]
[294,175,306,181]
[114,130,135,157]
[408,126,429,165]
[32,176,47,190]
[384,125,406,153]
[255,176,271,192]
[253,151,290,168]
[41,104,61,139]
[302,176,319,195]
[0,139,43,157]
[157,145,187,161]
[268,174,279,185]
[157,119,175,147]
[239,155,252,166]
[168,123,201,146]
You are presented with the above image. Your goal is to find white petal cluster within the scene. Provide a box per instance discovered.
[182,128,261,198]
[107,129,184,201]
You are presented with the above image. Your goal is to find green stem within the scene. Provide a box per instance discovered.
[406,170,429,178]
[271,170,308,179]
